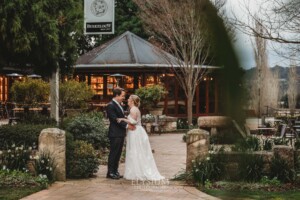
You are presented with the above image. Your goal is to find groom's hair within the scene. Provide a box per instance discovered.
[113,87,125,97]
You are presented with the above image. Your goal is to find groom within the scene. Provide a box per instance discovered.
[106,87,134,179]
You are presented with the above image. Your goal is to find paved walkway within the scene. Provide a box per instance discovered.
[22,133,219,200]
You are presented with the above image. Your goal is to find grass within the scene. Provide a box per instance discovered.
[204,189,300,200]
[0,187,44,200]
[200,181,300,200]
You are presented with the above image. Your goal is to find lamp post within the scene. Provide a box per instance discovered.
[110,73,125,87]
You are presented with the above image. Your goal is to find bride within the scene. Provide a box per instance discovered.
[117,94,164,181]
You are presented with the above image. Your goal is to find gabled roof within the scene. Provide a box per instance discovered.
[75,31,179,68]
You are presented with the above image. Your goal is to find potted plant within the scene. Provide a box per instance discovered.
[135,84,167,115]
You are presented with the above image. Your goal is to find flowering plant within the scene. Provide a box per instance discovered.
[34,151,56,183]
[0,143,35,172]
[142,114,155,123]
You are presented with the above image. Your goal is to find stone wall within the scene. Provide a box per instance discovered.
[143,116,177,133]
[198,116,232,136]
[185,128,298,179]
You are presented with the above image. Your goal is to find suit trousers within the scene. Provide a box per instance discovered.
[107,137,125,174]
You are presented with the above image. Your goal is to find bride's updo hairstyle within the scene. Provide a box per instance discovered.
[130,95,140,107]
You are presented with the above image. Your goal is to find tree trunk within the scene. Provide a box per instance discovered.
[187,91,193,127]
[50,67,59,125]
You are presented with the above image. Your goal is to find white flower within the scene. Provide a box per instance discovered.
[11,155,14,158]
[49,167,52,171]
[0,151,2,155]
[43,175,47,179]
[30,155,33,159]
[15,147,19,151]
[12,144,15,148]
[192,160,195,163]
[2,166,6,170]
[7,150,11,153]
[34,155,40,160]
[206,157,210,161]
[28,147,32,150]
[41,160,45,163]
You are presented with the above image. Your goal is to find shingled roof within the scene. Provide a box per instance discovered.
[75,31,180,69]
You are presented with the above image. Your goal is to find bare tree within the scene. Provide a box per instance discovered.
[250,20,279,116]
[133,0,213,125]
[231,0,300,62]
[287,62,298,115]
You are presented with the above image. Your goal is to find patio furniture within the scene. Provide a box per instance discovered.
[5,103,20,125]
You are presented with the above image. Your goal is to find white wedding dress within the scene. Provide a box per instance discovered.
[124,106,164,181]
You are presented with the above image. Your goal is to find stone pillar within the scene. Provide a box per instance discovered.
[273,145,294,169]
[186,129,210,172]
[39,128,66,181]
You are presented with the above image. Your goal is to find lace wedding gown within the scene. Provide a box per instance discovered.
[124,106,164,181]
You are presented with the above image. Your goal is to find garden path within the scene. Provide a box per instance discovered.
[21,133,219,200]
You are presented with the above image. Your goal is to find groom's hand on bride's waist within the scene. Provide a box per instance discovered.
[127,124,136,130]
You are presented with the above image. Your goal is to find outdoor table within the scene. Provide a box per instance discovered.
[12,107,49,116]
[91,103,107,111]
[257,127,276,136]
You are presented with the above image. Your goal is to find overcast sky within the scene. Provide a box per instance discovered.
[225,0,291,69]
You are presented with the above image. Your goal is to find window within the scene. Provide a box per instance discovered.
[107,76,116,95]
[145,75,155,86]
[199,80,206,113]
[123,76,134,93]
[90,75,104,95]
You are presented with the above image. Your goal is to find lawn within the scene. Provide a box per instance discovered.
[202,181,300,200]
[205,189,300,200]
[0,187,43,200]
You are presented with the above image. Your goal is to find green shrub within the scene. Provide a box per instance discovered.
[263,139,273,151]
[177,118,189,129]
[238,153,264,182]
[210,129,242,145]
[66,140,100,178]
[59,80,94,119]
[232,136,260,152]
[270,153,296,183]
[260,176,281,186]
[10,79,50,105]
[66,111,109,150]
[135,84,167,110]
[0,124,54,149]
[273,138,289,145]
[191,152,225,186]
[18,113,57,125]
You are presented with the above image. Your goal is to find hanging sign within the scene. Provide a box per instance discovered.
[84,0,115,34]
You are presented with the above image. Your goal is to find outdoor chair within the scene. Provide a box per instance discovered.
[5,103,20,125]
[0,103,5,119]
[271,124,287,139]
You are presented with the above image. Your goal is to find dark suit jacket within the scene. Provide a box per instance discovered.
[106,100,127,138]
